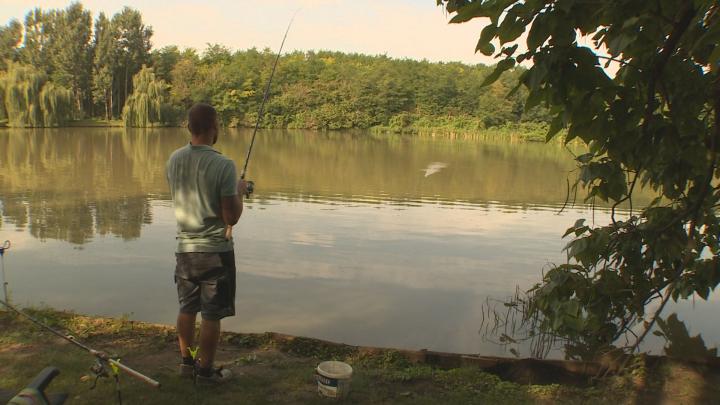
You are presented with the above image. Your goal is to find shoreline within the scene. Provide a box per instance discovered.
[1,307,718,404]
[0,120,552,141]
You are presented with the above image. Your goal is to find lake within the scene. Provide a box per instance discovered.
[0,128,717,357]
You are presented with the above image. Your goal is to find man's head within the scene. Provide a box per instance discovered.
[188,103,219,144]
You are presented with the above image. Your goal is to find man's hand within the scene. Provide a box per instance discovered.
[237,179,249,197]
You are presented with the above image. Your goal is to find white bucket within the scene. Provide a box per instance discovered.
[315,361,353,399]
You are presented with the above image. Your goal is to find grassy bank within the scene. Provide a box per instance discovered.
[1,308,718,404]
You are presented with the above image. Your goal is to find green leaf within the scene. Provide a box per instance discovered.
[480,58,515,87]
[476,41,495,56]
[546,115,564,141]
[524,63,548,91]
[498,16,527,44]
[502,44,519,56]
[449,3,485,24]
[527,14,551,49]
[525,90,543,110]
[476,25,497,56]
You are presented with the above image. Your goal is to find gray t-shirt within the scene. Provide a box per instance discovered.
[166,143,237,253]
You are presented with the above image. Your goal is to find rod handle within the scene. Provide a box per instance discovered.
[109,359,161,389]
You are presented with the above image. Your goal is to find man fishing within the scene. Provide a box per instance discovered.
[166,103,247,383]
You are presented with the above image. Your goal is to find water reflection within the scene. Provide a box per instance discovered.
[0,127,584,246]
[0,128,160,243]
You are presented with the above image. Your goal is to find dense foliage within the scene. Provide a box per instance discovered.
[439,0,720,359]
[122,66,168,127]
[0,62,72,127]
[0,2,549,130]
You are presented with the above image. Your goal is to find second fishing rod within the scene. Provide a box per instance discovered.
[0,239,160,405]
[226,12,297,238]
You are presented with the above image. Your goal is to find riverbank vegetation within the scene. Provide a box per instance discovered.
[0,2,550,133]
[2,308,719,404]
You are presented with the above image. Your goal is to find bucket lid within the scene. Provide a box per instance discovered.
[317,361,353,379]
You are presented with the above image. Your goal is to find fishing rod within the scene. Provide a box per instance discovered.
[1,240,10,303]
[0,240,161,391]
[0,298,161,388]
[225,12,297,240]
[240,10,299,195]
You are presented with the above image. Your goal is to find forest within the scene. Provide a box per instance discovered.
[0,2,549,132]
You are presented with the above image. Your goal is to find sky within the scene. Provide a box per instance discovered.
[0,0,497,65]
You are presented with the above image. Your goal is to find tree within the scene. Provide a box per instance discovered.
[49,2,92,115]
[0,62,72,127]
[202,43,232,66]
[122,66,168,127]
[169,49,200,109]
[438,0,720,358]
[21,8,56,74]
[150,45,180,83]
[91,12,117,120]
[112,7,153,118]
[0,19,22,70]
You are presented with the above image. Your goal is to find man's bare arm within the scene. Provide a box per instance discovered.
[221,195,243,226]
[222,180,248,239]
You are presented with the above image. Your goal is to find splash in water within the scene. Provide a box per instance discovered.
[422,162,448,177]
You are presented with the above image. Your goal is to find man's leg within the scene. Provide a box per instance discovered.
[197,319,221,369]
[196,251,235,377]
[175,252,202,369]
[177,312,197,360]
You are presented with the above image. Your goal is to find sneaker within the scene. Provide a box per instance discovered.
[179,363,194,378]
[195,366,233,385]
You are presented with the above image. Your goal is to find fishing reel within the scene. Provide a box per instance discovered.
[245,180,255,198]
[89,359,110,389]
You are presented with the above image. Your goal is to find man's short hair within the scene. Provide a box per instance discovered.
[188,103,217,135]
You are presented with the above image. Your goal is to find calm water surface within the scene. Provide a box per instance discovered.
[0,128,716,356]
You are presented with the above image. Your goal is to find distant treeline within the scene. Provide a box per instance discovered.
[0,2,550,132]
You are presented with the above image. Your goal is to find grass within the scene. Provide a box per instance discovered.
[1,308,718,404]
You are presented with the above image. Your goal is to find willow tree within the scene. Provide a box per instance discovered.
[39,82,73,127]
[122,66,168,127]
[0,62,72,127]
[438,0,720,359]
